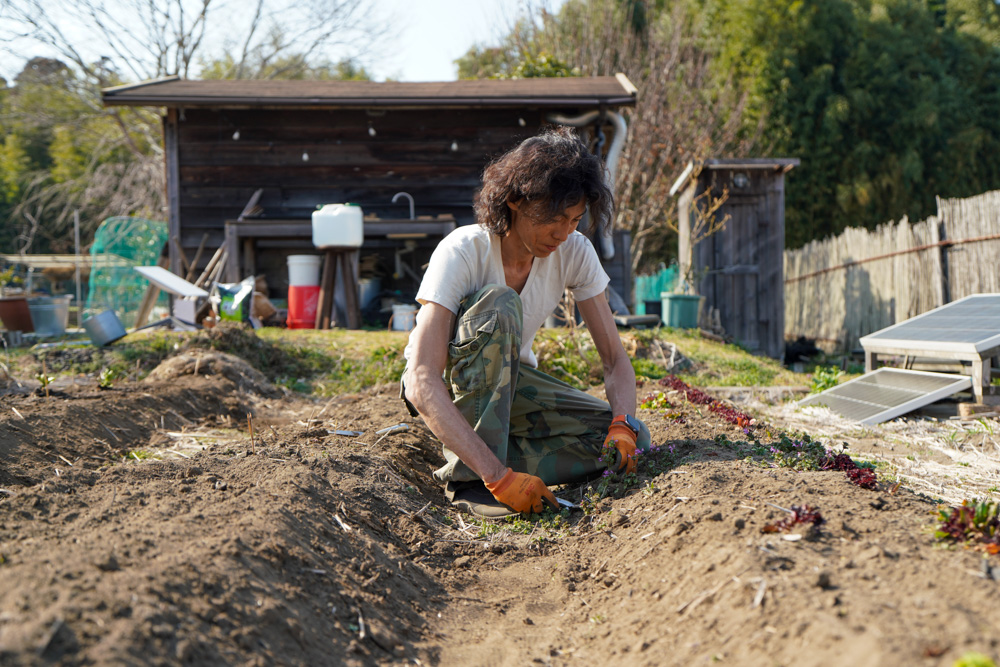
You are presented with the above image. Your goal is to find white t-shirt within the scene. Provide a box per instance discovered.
[405,224,610,368]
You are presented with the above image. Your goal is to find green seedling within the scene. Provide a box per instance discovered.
[953,651,997,667]
[810,365,844,394]
[35,372,54,397]
[98,368,115,389]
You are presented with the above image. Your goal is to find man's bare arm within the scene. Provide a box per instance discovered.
[578,293,637,416]
[403,301,508,484]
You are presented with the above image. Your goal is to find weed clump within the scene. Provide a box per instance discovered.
[935,500,1000,555]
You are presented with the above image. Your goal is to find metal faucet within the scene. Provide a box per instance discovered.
[392,192,415,220]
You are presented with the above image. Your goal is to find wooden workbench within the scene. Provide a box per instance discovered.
[222,217,457,283]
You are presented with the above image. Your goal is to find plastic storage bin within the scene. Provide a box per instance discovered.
[660,293,701,329]
[312,204,364,248]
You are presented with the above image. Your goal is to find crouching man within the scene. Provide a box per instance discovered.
[400,126,651,517]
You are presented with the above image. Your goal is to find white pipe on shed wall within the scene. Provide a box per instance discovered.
[546,110,627,260]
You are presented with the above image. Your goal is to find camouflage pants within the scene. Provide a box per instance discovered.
[404,284,651,485]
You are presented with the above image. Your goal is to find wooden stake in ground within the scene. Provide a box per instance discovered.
[247,412,256,455]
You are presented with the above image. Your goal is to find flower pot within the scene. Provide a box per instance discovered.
[660,292,701,329]
[0,296,34,333]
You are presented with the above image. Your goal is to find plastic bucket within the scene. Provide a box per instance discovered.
[390,303,417,331]
[82,310,127,346]
[287,284,320,329]
[27,295,72,336]
[358,277,381,310]
[660,292,701,329]
[287,255,322,286]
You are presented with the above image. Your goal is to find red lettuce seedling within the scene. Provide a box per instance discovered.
[657,375,757,432]
[762,504,826,533]
[821,453,879,490]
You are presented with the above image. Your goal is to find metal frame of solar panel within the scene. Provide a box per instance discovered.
[860,293,1000,354]
[860,293,1000,401]
[798,368,972,425]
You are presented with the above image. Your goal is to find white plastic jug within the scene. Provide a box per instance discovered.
[312,203,363,248]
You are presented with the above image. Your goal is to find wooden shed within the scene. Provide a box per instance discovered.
[101,76,638,318]
[670,158,798,358]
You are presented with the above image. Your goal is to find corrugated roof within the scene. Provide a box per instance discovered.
[102,75,638,109]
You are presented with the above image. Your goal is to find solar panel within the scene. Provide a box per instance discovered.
[860,294,1000,354]
[798,368,972,425]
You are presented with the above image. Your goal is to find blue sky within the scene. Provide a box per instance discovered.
[374,0,547,81]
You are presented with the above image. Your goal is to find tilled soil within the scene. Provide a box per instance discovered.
[0,350,998,666]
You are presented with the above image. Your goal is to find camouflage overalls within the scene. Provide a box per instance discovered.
[403,284,651,485]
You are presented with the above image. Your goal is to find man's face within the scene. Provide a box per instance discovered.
[508,200,587,259]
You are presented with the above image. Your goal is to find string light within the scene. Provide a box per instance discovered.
[450,141,458,152]
[232,129,240,140]
[302,151,309,162]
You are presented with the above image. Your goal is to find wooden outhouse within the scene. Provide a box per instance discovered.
[101,76,638,315]
[670,158,798,358]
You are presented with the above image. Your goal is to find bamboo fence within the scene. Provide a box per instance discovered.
[785,189,1000,351]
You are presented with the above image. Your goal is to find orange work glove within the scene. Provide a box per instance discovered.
[484,468,558,514]
[603,421,638,475]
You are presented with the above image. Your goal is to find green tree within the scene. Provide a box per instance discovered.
[711,0,1000,247]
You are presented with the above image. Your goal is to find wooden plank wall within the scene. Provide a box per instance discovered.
[173,107,544,255]
[689,169,786,358]
[167,106,633,301]
[784,189,1000,351]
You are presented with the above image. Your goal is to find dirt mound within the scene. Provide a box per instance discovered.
[144,350,281,398]
[0,375,998,666]
[0,374,264,488]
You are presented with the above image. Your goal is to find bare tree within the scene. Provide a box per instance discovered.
[0,0,390,254]
[0,0,389,83]
[470,0,763,274]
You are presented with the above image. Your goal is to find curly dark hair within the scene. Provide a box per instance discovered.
[474,125,614,237]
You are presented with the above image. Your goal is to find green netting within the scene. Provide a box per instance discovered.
[633,264,677,315]
[85,217,169,328]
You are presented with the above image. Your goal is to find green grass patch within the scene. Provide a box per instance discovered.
[8,322,812,395]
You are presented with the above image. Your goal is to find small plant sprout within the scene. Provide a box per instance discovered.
[98,368,115,389]
[810,365,844,394]
[35,372,54,397]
